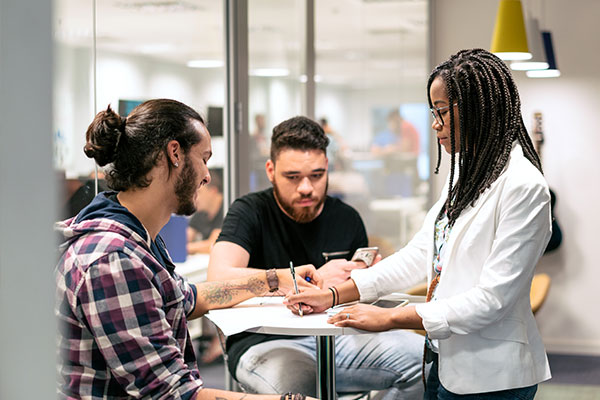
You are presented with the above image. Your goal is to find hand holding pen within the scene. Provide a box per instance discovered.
[289,261,304,317]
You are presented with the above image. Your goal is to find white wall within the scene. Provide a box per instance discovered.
[432,0,600,355]
[55,47,226,177]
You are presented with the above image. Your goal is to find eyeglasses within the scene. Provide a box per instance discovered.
[430,103,457,127]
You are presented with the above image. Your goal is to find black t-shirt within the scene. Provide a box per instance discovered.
[188,205,224,239]
[216,188,368,376]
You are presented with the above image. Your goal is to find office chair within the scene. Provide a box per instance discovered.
[530,273,551,314]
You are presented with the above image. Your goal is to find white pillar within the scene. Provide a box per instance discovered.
[0,0,56,398]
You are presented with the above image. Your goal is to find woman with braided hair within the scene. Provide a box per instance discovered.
[286,49,552,399]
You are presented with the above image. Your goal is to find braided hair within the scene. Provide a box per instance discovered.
[428,48,542,224]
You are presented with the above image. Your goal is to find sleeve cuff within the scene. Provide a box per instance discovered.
[415,301,452,340]
[350,268,379,303]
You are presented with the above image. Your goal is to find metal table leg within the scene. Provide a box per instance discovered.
[316,335,336,400]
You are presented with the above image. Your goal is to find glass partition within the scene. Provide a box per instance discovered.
[53,0,227,342]
[54,0,226,223]
[53,0,96,220]
[53,0,431,257]
[247,0,306,192]
[315,0,430,255]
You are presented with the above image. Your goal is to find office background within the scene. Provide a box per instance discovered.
[1,0,598,398]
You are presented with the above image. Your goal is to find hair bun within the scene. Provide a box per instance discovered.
[84,105,125,166]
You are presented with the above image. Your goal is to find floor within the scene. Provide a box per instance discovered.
[196,344,600,398]
[536,354,600,400]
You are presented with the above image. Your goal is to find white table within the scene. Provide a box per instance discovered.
[175,254,210,338]
[175,253,210,284]
[206,297,366,400]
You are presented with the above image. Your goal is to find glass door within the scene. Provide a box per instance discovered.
[246,0,307,193]
[315,0,431,254]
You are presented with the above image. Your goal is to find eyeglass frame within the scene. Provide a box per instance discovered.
[430,103,457,127]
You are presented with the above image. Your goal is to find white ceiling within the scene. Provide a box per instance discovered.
[54,0,429,88]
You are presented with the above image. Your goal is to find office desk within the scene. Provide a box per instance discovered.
[206,297,364,400]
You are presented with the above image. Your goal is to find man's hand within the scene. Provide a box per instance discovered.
[372,254,383,265]
[295,264,323,289]
[277,264,322,292]
[318,259,367,286]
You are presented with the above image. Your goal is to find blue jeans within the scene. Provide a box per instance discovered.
[235,330,425,399]
[424,353,538,400]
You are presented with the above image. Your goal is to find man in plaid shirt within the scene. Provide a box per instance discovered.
[55,99,317,400]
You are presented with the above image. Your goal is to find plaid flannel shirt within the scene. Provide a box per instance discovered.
[55,216,202,399]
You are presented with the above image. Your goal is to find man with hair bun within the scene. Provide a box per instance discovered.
[55,99,317,400]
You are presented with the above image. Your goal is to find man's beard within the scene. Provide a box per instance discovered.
[272,180,327,223]
[174,159,198,216]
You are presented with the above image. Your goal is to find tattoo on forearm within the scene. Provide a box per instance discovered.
[201,277,267,305]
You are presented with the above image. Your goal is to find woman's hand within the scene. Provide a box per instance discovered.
[326,304,396,332]
[284,287,334,315]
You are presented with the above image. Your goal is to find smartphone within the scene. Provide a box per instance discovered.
[350,246,379,267]
[371,299,409,308]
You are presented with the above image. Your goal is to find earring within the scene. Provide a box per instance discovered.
[174,162,179,167]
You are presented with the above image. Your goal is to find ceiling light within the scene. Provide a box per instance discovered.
[186,60,224,68]
[526,31,560,78]
[527,69,560,78]
[250,68,290,77]
[511,18,549,71]
[490,0,532,61]
[115,1,200,13]
[299,74,322,83]
[138,44,175,55]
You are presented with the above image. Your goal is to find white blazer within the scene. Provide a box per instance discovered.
[352,144,552,394]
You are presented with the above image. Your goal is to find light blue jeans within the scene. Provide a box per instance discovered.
[235,330,425,399]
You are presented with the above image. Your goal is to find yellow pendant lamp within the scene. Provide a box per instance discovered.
[491,0,532,61]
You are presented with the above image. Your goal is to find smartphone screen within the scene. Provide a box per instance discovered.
[351,246,379,266]
[371,299,409,308]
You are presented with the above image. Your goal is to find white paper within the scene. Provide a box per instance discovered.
[205,297,364,337]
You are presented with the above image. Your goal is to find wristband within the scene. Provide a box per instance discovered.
[332,286,340,306]
[328,287,336,308]
[266,269,279,292]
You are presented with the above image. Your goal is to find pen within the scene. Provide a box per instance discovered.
[289,261,303,317]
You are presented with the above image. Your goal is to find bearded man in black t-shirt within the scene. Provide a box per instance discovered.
[207,116,424,399]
